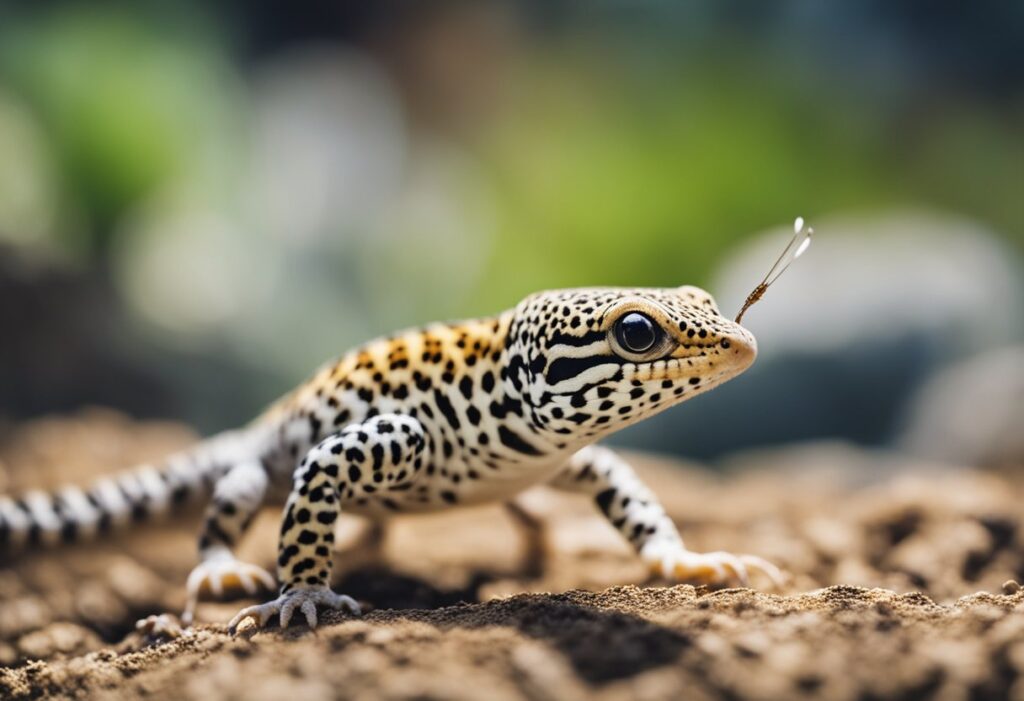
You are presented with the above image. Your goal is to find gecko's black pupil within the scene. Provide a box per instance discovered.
[616,313,658,353]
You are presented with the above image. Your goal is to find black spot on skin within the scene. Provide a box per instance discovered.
[595,488,617,516]
[296,508,311,523]
[348,465,362,483]
[498,426,543,456]
[441,491,458,504]
[466,405,481,425]
[546,354,622,385]
[481,371,495,392]
[297,530,318,545]
[371,444,385,471]
[316,510,338,525]
[278,544,300,567]
[434,390,461,430]
[546,329,605,348]
[459,376,473,400]
[291,558,316,576]
[689,377,701,385]
[390,441,402,465]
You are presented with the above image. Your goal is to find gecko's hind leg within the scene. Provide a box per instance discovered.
[135,613,184,640]
[181,460,275,624]
[504,499,547,578]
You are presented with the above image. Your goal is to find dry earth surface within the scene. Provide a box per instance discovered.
[2,409,1024,700]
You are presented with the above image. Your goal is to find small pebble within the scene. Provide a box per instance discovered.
[1002,580,1020,595]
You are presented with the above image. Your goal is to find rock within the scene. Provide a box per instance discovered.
[899,346,1024,468]
[620,211,1024,458]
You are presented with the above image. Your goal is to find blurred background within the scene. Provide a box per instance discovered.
[1,0,1022,467]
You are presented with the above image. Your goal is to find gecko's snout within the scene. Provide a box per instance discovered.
[722,324,758,372]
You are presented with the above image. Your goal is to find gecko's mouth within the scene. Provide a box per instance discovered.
[668,325,756,370]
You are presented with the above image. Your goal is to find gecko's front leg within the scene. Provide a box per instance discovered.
[229,414,426,632]
[550,445,784,587]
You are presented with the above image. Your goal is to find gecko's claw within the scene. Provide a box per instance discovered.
[642,541,785,589]
[182,556,277,625]
[228,587,361,634]
[135,613,184,640]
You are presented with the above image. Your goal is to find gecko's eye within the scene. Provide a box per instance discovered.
[615,313,659,354]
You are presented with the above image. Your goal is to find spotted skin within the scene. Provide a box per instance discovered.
[1,286,781,631]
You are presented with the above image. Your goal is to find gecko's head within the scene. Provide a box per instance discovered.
[507,286,757,443]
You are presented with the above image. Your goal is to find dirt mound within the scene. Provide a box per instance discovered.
[2,411,1024,700]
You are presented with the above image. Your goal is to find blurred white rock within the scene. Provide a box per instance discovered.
[899,346,1024,468]
[620,211,1024,459]
[714,211,1024,360]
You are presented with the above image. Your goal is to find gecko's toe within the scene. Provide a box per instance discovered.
[642,542,783,590]
[135,614,184,640]
[228,588,361,634]
[184,557,276,625]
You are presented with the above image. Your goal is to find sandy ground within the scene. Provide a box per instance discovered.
[2,409,1024,700]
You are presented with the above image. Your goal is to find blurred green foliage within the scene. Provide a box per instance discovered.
[0,1,1021,441]
[0,7,236,255]
[0,2,1021,314]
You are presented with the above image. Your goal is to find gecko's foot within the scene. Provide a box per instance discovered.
[642,541,785,589]
[227,587,361,634]
[135,613,184,640]
[183,557,276,625]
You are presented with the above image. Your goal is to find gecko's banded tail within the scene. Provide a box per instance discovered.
[0,434,243,552]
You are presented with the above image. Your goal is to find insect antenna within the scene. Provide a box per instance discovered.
[735,216,813,324]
